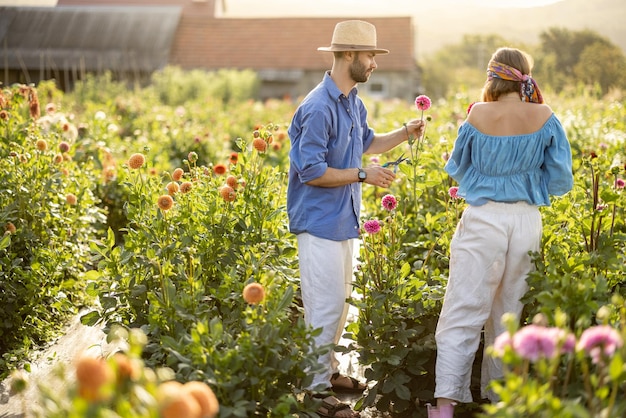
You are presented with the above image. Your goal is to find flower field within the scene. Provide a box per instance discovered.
[1,72,624,417]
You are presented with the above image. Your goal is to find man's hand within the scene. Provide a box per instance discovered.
[405,119,426,140]
[363,166,396,188]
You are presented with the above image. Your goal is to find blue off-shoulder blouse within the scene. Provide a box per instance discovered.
[444,113,573,206]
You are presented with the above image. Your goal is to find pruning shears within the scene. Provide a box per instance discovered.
[382,153,408,173]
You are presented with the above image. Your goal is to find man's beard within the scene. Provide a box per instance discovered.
[350,59,371,83]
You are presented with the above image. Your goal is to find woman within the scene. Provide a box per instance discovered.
[429,47,573,417]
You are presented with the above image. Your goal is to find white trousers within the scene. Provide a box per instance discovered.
[297,233,357,390]
[434,201,542,403]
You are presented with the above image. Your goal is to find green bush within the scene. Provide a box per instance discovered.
[0,84,106,376]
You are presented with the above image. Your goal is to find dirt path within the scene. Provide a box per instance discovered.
[0,309,383,417]
[0,314,117,418]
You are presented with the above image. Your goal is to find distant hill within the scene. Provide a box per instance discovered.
[415,0,626,58]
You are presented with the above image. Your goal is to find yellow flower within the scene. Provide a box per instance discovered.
[5,222,16,235]
[127,153,145,169]
[36,139,48,151]
[166,181,180,195]
[172,168,184,181]
[75,356,114,403]
[243,282,265,304]
[219,186,236,202]
[158,195,174,211]
[252,138,267,152]
[183,381,219,418]
[66,193,77,205]
[226,175,238,189]
[158,381,201,418]
[180,181,193,194]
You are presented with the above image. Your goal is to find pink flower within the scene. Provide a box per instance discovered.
[492,331,513,357]
[381,194,398,211]
[545,327,576,354]
[512,325,561,361]
[577,325,623,365]
[448,186,460,199]
[562,332,577,354]
[363,219,381,234]
[415,95,432,111]
[615,178,625,189]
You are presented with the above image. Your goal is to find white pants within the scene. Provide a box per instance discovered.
[434,201,542,403]
[297,233,357,390]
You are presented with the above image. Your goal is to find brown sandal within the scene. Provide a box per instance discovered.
[317,395,360,418]
[330,372,366,393]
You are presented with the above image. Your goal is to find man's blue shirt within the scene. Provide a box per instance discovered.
[287,72,375,240]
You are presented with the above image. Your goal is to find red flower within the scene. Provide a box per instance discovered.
[213,164,227,175]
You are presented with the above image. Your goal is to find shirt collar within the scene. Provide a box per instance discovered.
[322,71,358,100]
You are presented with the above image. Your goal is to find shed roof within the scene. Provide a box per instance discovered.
[0,6,181,72]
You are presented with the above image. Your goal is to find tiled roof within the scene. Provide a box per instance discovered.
[175,16,414,71]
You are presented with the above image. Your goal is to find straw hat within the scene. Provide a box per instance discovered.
[318,20,389,54]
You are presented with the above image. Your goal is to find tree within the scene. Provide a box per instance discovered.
[574,42,626,94]
[421,34,514,99]
[536,27,618,93]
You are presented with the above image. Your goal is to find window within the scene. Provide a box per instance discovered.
[365,76,389,98]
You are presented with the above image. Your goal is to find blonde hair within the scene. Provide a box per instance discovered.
[481,47,534,102]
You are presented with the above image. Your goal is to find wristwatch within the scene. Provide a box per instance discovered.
[358,168,367,182]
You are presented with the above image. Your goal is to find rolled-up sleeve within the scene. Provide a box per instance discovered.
[293,109,331,183]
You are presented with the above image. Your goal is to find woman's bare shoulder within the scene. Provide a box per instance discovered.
[466,102,555,135]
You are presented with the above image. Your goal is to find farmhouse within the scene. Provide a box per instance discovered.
[0,0,420,100]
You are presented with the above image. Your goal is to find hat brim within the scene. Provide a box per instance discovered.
[318,46,389,54]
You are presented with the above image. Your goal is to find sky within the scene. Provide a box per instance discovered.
[0,0,564,9]
[218,0,565,15]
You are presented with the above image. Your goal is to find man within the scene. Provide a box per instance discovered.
[287,20,425,418]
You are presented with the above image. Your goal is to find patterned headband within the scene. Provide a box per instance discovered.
[487,61,544,104]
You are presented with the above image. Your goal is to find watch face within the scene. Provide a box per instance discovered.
[358,169,366,180]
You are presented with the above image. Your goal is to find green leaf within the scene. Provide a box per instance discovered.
[396,384,411,401]
[80,310,101,326]
[107,227,116,249]
[0,234,10,251]
[609,352,624,381]
[84,270,101,282]
[400,262,411,279]
[275,285,294,312]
